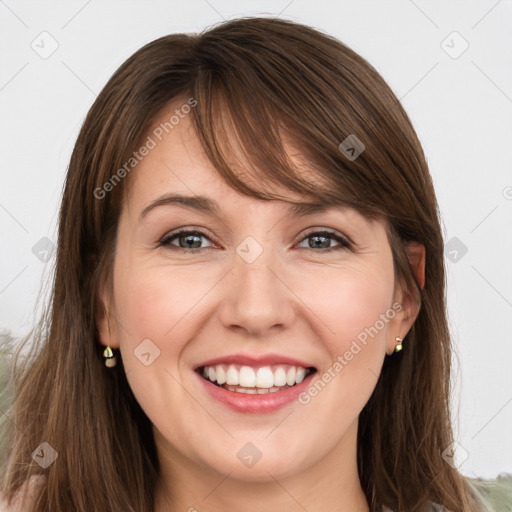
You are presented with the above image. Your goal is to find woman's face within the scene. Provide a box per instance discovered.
[98,101,420,483]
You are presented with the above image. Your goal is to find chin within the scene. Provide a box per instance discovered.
[197,441,310,482]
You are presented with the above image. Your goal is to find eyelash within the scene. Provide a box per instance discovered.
[157,228,352,254]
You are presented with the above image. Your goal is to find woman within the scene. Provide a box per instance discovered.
[0,16,510,512]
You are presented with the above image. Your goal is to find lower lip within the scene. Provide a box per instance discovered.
[195,370,316,414]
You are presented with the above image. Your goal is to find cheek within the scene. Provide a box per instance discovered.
[114,270,185,346]
[111,263,207,425]
[295,265,394,420]
[112,258,218,360]
[297,263,394,351]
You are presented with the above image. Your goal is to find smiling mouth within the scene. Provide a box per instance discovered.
[196,364,317,394]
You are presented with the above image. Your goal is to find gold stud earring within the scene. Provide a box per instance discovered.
[394,336,403,352]
[103,345,117,367]
[103,308,117,367]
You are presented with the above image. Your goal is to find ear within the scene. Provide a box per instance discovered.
[405,241,425,291]
[386,242,426,355]
[96,288,118,349]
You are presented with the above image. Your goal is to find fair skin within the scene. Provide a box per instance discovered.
[97,100,425,512]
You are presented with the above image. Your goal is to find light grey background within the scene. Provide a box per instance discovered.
[1,0,511,479]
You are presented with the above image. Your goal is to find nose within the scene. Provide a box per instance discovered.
[219,245,295,337]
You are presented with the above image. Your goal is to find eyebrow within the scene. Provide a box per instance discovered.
[138,194,340,222]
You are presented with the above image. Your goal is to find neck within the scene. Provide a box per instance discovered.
[153,419,370,512]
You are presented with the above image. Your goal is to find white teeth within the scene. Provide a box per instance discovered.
[286,366,296,386]
[239,366,256,387]
[226,365,239,385]
[216,365,226,385]
[224,385,286,394]
[273,366,287,386]
[255,367,274,388]
[200,363,313,390]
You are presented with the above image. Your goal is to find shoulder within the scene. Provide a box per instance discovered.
[466,472,512,511]
[0,475,46,512]
[380,473,512,511]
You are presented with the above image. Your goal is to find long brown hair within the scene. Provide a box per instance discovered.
[0,16,484,511]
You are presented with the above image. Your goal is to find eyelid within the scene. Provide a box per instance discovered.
[157,227,218,248]
[158,226,353,252]
[296,227,352,247]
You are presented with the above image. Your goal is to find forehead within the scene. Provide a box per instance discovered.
[124,98,333,212]
[115,100,388,251]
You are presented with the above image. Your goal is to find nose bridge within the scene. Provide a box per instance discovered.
[220,234,293,335]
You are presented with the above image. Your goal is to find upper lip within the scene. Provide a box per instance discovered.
[195,353,316,370]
